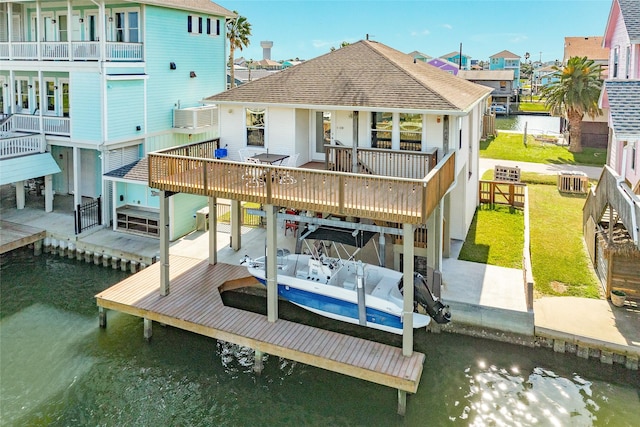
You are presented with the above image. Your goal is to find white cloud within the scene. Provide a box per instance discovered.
[442,24,453,30]
[410,29,431,36]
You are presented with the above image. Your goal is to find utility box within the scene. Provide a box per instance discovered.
[557,171,588,193]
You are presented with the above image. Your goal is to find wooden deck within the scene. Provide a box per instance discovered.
[96,255,425,393]
[0,220,46,254]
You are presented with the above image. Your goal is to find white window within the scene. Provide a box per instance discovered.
[206,18,220,36]
[246,108,265,147]
[45,80,56,113]
[187,15,201,34]
[399,113,422,151]
[371,111,392,149]
[114,10,139,42]
[15,78,29,113]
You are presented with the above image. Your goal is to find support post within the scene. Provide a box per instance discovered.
[34,239,42,256]
[351,111,359,173]
[143,318,152,341]
[442,193,451,258]
[427,200,443,271]
[99,306,107,328]
[208,197,217,265]
[379,233,386,267]
[397,389,407,416]
[265,204,278,322]
[160,191,170,296]
[73,146,81,209]
[230,200,241,250]
[44,174,54,212]
[16,180,25,209]
[402,223,414,356]
[253,349,264,374]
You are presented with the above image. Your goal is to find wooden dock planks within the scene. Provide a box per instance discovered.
[0,221,46,254]
[95,255,424,393]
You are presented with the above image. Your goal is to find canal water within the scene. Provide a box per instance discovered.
[1,249,639,426]
[496,115,562,134]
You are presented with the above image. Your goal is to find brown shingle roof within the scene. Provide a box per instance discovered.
[125,0,235,17]
[205,40,491,112]
[104,158,148,182]
[563,36,609,62]
[489,50,520,59]
[458,70,515,81]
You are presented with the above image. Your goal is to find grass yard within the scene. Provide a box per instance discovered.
[458,205,524,269]
[460,171,601,298]
[480,133,607,166]
[517,102,549,113]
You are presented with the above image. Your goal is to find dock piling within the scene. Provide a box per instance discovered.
[99,307,107,328]
[253,349,264,374]
[144,318,153,341]
[397,390,407,416]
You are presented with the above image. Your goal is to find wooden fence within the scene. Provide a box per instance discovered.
[478,181,526,209]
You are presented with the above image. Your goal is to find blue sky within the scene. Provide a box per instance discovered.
[219,0,612,63]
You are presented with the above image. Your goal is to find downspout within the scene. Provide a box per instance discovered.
[90,0,108,225]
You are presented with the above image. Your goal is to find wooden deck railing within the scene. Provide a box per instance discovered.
[478,180,526,208]
[325,145,438,179]
[149,142,455,225]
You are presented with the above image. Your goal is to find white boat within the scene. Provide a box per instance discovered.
[241,248,450,335]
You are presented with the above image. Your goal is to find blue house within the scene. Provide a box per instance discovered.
[489,50,522,89]
[0,0,234,239]
[439,51,471,70]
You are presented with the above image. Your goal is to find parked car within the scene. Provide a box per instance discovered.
[491,103,507,114]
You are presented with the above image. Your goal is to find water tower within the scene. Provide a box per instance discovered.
[261,41,273,60]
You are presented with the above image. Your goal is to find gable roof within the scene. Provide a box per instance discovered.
[603,80,640,138]
[440,51,471,59]
[489,50,520,59]
[125,0,235,18]
[205,40,491,113]
[563,36,609,62]
[605,0,640,45]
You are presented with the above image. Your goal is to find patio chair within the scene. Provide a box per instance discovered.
[279,153,300,184]
[245,157,265,187]
[284,209,299,236]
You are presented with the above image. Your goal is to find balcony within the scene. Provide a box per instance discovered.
[173,106,218,133]
[0,134,46,159]
[0,41,143,62]
[148,140,456,225]
[1,114,70,137]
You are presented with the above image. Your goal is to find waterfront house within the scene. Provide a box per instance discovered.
[440,51,471,70]
[426,57,460,75]
[408,50,432,63]
[584,0,640,300]
[200,40,492,263]
[458,69,516,113]
[489,50,522,92]
[1,0,233,239]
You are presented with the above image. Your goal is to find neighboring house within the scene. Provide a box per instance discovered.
[564,36,610,77]
[564,36,611,148]
[282,60,302,69]
[440,51,471,70]
[427,58,460,75]
[489,50,521,90]
[252,58,282,70]
[533,65,558,90]
[408,50,432,63]
[228,66,279,88]
[203,40,492,253]
[458,69,516,112]
[584,0,640,301]
[0,0,234,240]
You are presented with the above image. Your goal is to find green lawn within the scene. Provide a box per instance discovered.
[460,171,600,298]
[480,133,606,166]
[517,102,549,113]
[458,205,524,269]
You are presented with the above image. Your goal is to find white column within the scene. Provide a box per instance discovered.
[265,204,278,322]
[44,174,54,212]
[38,70,44,132]
[159,191,170,295]
[7,2,13,60]
[16,180,26,209]
[67,0,73,60]
[391,112,400,150]
[427,200,443,271]
[402,222,414,356]
[208,197,217,265]
[73,146,81,208]
[230,200,241,250]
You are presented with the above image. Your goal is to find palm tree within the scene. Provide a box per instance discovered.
[226,11,252,89]
[541,56,602,153]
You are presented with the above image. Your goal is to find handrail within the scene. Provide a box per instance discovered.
[148,141,456,225]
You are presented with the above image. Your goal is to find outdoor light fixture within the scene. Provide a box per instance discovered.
[54,85,58,90]
[108,16,113,22]
[28,84,33,88]
[169,62,176,70]
[136,125,141,131]
[79,18,84,23]
[189,71,197,78]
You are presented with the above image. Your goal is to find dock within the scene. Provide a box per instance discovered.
[0,220,46,254]
[96,255,425,414]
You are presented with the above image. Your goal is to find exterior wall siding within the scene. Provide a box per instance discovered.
[144,5,227,134]
[145,129,218,154]
[170,193,207,240]
[106,79,144,141]
[70,72,102,141]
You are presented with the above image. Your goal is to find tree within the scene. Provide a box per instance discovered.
[226,11,252,89]
[541,56,602,153]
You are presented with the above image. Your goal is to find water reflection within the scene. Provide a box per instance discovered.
[1,250,638,426]
[496,115,561,134]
